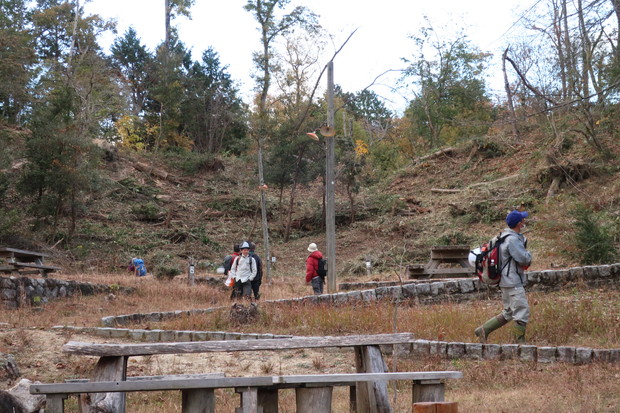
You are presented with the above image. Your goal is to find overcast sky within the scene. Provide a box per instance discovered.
[84,0,533,114]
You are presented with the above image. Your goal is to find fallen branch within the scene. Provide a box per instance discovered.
[430,173,521,194]
[431,188,461,194]
[414,147,456,164]
[466,173,520,189]
[134,162,169,180]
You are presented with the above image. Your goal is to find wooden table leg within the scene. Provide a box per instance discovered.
[296,387,333,413]
[258,388,279,413]
[182,388,215,413]
[80,356,128,413]
[354,345,392,413]
[412,380,445,403]
[235,387,259,413]
[44,394,67,413]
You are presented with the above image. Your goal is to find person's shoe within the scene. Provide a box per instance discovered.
[474,315,508,343]
[474,326,487,343]
[511,321,527,344]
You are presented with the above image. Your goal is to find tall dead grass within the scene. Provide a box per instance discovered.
[150,289,619,348]
[2,274,619,412]
[3,274,618,348]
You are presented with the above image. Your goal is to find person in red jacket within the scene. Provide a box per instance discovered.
[305,243,324,295]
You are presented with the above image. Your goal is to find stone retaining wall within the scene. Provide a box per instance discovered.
[52,325,619,365]
[0,276,131,309]
[339,263,620,292]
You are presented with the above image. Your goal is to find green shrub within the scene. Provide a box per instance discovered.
[435,231,473,246]
[131,202,162,221]
[154,265,182,281]
[574,205,617,265]
[0,208,20,241]
[151,252,182,280]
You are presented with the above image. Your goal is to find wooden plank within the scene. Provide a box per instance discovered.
[0,247,50,258]
[422,268,474,275]
[420,402,457,413]
[31,376,274,394]
[31,372,463,395]
[30,372,463,394]
[62,333,415,357]
[66,373,225,383]
[272,372,462,385]
[11,262,61,271]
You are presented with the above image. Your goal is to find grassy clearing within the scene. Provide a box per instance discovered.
[148,287,619,349]
[1,273,619,412]
[3,274,619,348]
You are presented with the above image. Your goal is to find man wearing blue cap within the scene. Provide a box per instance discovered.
[474,209,532,343]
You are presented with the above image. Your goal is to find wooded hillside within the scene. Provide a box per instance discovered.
[1,1,619,278]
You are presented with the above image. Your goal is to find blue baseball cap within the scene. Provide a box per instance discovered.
[506,210,529,228]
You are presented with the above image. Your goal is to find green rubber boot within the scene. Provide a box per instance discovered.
[511,321,527,344]
[474,315,508,343]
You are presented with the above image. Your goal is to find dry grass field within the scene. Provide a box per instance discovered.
[1,272,619,412]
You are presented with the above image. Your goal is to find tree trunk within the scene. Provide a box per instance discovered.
[284,146,306,242]
[502,48,520,141]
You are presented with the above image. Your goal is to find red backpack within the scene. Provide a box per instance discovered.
[473,233,513,285]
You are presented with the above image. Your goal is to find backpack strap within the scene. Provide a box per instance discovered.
[234,255,253,273]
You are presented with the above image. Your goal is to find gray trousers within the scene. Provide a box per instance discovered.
[501,286,530,324]
[311,276,324,295]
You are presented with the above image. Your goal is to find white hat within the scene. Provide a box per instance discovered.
[240,241,250,249]
[307,243,318,252]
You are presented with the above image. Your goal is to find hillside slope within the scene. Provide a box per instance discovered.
[4,133,619,280]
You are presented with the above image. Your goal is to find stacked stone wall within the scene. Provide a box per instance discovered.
[0,276,131,309]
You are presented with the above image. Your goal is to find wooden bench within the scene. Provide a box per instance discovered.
[31,371,463,413]
[408,245,474,279]
[60,333,430,413]
[0,247,61,277]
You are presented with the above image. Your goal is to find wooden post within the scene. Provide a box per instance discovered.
[235,387,259,413]
[354,345,392,413]
[349,385,357,413]
[258,389,279,413]
[326,60,336,294]
[80,356,127,413]
[188,258,195,286]
[44,394,66,413]
[412,380,445,404]
[296,387,333,413]
[182,388,215,413]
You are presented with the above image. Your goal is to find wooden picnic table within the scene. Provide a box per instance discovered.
[60,333,444,413]
[32,371,463,413]
[0,246,61,277]
[407,245,474,279]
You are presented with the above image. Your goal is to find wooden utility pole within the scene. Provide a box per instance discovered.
[326,61,336,293]
[258,146,272,283]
